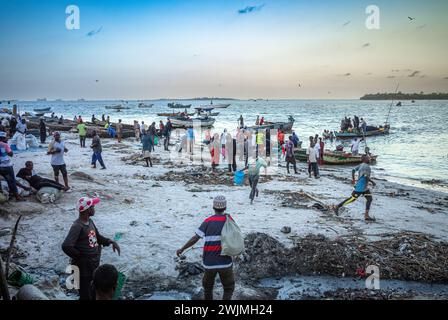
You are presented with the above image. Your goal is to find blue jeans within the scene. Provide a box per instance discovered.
[0,166,18,195]
[91,152,105,168]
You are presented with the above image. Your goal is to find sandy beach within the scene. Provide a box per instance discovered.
[1,132,447,300]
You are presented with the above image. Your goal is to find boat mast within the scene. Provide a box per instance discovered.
[385,83,400,125]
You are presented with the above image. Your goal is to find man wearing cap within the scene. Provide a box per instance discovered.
[177,195,235,300]
[62,197,120,300]
[0,131,22,200]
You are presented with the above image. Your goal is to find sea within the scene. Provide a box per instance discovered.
[8,99,448,191]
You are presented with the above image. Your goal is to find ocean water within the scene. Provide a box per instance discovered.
[11,99,448,190]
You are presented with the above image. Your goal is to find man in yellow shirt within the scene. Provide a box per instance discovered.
[77,120,87,148]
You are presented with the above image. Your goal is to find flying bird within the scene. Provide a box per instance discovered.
[298,83,302,88]
[361,43,370,48]
[408,16,416,21]
[342,21,351,27]
[238,4,265,15]
[86,26,103,37]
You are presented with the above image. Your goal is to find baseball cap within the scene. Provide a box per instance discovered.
[0,131,6,138]
[77,197,100,212]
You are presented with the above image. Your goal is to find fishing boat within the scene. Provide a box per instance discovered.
[249,116,295,132]
[33,107,51,112]
[157,112,195,117]
[168,103,192,109]
[138,103,154,108]
[105,105,131,110]
[334,125,390,139]
[170,116,215,128]
[195,107,220,117]
[295,149,378,165]
[200,103,230,109]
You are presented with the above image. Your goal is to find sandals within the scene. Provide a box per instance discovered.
[365,216,376,222]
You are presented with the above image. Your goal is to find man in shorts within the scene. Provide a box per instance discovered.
[47,132,69,190]
[333,155,376,222]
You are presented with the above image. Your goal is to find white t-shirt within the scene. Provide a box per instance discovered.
[51,140,66,166]
[352,140,360,153]
[307,146,317,163]
[314,143,321,159]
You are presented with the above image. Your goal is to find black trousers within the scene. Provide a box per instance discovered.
[73,257,99,300]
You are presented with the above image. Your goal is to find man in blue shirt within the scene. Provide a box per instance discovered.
[333,155,376,222]
[177,195,235,300]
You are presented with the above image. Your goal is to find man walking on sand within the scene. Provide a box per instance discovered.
[333,155,377,222]
[62,197,120,300]
[177,196,235,300]
[116,119,123,143]
[91,130,106,169]
[77,119,87,148]
[47,132,70,190]
[141,129,153,167]
[246,156,268,204]
[307,141,319,179]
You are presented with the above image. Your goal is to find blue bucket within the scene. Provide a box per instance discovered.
[10,144,17,151]
[234,170,245,186]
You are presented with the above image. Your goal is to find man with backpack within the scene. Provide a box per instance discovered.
[176,196,236,300]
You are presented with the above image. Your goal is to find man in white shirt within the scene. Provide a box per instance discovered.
[306,142,320,178]
[47,132,70,190]
[351,138,360,155]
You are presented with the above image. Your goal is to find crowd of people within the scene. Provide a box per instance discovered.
[1,110,378,301]
[340,115,367,133]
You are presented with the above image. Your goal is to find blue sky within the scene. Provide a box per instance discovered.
[0,0,447,99]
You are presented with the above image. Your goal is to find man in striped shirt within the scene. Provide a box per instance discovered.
[177,195,235,300]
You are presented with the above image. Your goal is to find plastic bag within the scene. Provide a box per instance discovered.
[25,134,40,148]
[16,178,31,197]
[36,187,61,204]
[220,215,244,256]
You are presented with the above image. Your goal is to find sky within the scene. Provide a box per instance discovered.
[0,0,447,100]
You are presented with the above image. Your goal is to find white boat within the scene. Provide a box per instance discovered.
[200,103,230,109]
[138,103,154,108]
[170,116,215,128]
[105,104,130,110]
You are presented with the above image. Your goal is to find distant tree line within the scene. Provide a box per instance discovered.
[360,92,448,100]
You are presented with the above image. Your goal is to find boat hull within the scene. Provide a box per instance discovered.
[335,127,390,139]
[294,149,378,165]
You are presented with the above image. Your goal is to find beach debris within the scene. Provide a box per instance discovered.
[176,261,204,278]
[5,215,22,277]
[123,198,135,204]
[237,231,448,283]
[14,284,49,300]
[265,190,327,211]
[129,221,138,227]
[70,171,95,182]
[281,226,291,234]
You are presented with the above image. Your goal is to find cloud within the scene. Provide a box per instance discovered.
[408,71,421,77]
[391,69,401,72]
[361,43,370,48]
[238,4,265,14]
[416,24,427,30]
[342,21,351,27]
[365,73,373,76]
[86,26,103,37]
[387,76,396,79]
[445,77,448,80]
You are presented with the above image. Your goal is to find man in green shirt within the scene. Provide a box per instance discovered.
[77,120,87,148]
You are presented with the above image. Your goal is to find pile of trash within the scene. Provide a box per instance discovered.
[120,153,161,166]
[156,169,239,186]
[238,232,448,283]
[264,190,327,211]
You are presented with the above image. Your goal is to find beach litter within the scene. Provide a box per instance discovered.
[238,231,448,283]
